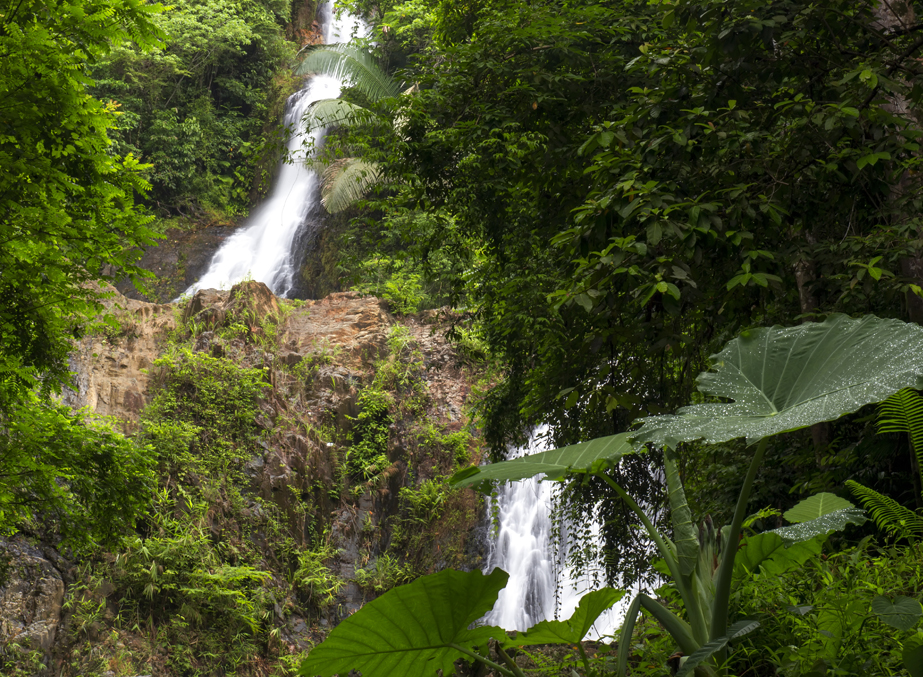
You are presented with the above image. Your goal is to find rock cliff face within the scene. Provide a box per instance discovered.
[2,282,486,675]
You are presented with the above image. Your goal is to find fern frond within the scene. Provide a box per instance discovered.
[846,480,923,537]
[878,388,923,474]
[321,158,381,213]
[296,44,402,103]
[302,98,379,133]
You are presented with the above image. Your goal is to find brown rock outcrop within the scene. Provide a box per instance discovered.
[0,538,66,653]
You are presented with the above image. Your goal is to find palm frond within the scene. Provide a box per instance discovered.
[303,98,378,133]
[846,480,923,537]
[878,388,923,474]
[296,44,402,103]
[321,158,381,213]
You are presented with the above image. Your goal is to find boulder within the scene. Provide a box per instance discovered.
[0,539,65,652]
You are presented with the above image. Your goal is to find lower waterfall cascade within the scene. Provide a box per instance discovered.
[483,428,627,640]
[183,3,364,299]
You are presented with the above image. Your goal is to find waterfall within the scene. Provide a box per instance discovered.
[182,3,364,299]
[484,428,626,640]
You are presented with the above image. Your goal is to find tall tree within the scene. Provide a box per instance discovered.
[327,0,923,582]
[0,0,164,546]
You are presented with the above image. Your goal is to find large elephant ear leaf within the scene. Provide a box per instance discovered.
[503,589,625,647]
[782,492,855,523]
[634,314,923,447]
[450,433,635,490]
[872,595,923,632]
[299,569,508,677]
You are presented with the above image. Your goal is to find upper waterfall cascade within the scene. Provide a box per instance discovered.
[183,3,364,299]
[484,428,627,640]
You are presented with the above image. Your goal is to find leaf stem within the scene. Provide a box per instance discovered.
[448,643,517,677]
[496,643,528,677]
[599,474,698,627]
[709,436,769,671]
[576,640,592,675]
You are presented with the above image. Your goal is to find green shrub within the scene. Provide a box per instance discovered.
[355,256,425,315]
[292,542,345,610]
[730,539,923,676]
[347,387,394,482]
[354,553,414,594]
[113,493,272,632]
[143,347,267,481]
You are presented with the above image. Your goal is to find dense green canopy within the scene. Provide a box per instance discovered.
[0,0,165,546]
[339,0,923,450]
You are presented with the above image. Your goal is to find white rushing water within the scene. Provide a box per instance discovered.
[484,429,626,640]
[183,4,364,298]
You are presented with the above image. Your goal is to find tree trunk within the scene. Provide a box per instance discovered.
[871,2,923,325]
[900,257,923,325]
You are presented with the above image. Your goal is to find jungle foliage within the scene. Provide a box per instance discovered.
[91,0,301,215]
[335,0,923,447]
[316,0,923,586]
[0,0,165,547]
[303,314,923,677]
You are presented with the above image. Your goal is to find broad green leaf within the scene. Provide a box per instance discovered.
[872,595,923,631]
[733,532,823,581]
[299,569,508,677]
[770,508,867,544]
[783,493,856,523]
[634,315,923,447]
[675,619,759,677]
[504,588,625,646]
[903,633,923,677]
[450,433,635,489]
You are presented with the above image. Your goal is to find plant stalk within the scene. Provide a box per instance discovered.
[496,643,528,677]
[708,436,769,671]
[448,643,518,677]
[599,474,701,633]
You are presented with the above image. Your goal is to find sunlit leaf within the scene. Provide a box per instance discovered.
[297,44,402,102]
[783,493,855,523]
[321,158,381,213]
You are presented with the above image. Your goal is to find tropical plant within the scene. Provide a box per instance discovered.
[0,0,165,545]
[848,388,923,538]
[729,539,923,676]
[300,313,923,677]
[300,567,624,677]
[296,44,403,212]
[92,0,295,213]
